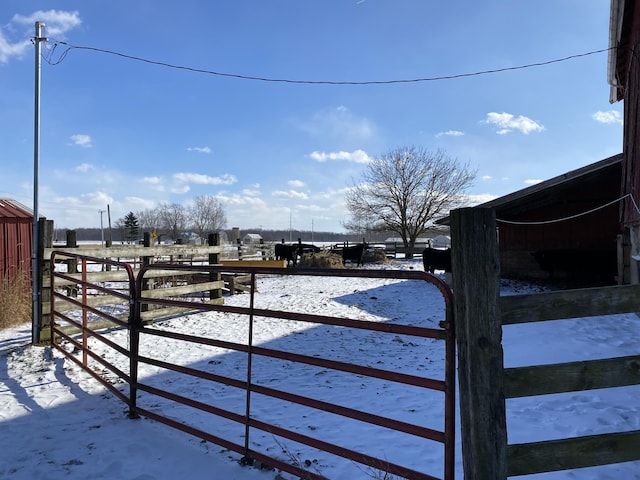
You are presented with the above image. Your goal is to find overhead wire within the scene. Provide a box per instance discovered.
[43,39,615,86]
[496,194,640,226]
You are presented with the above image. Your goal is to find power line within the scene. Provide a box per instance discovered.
[46,39,614,86]
[496,194,638,226]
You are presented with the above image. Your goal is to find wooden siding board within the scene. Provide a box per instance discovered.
[0,199,33,279]
[620,3,640,227]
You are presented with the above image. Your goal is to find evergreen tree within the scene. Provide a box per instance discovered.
[123,211,139,244]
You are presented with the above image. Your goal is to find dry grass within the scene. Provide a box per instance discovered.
[0,269,32,330]
[363,248,389,264]
[297,251,345,269]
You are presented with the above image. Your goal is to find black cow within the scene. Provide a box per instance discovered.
[298,243,321,255]
[339,243,368,266]
[422,247,452,273]
[274,243,300,266]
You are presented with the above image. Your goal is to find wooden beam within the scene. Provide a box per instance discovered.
[504,355,640,398]
[507,430,640,476]
[219,259,287,268]
[500,284,640,325]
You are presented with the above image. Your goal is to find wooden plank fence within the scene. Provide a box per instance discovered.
[39,232,229,342]
[450,207,640,479]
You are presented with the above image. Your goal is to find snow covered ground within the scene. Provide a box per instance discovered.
[1,258,639,479]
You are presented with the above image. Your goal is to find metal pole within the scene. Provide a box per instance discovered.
[31,21,47,345]
[99,209,105,247]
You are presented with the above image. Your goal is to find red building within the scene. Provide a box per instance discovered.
[0,199,34,282]
[609,0,640,283]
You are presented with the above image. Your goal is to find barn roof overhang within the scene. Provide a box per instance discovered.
[0,198,34,220]
[608,0,634,103]
[437,153,623,225]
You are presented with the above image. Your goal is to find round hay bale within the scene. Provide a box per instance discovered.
[363,248,389,264]
[297,251,345,269]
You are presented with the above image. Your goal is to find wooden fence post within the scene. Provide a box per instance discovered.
[260,238,267,261]
[37,219,53,343]
[209,233,222,302]
[450,207,507,479]
[65,230,78,297]
[141,232,153,313]
[236,238,242,260]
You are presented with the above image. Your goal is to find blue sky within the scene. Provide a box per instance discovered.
[0,1,623,233]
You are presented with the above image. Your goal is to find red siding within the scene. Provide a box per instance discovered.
[0,200,33,280]
[620,3,640,227]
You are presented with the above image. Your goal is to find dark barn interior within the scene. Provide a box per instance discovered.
[449,154,624,286]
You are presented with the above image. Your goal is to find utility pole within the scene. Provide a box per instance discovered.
[31,21,47,345]
[99,209,106,247]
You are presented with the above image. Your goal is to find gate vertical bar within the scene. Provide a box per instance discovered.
[129,265,142,418]
[443,300,456,480]
[242,271,257,459]
[82,258,88,367]
[450,207,506,480]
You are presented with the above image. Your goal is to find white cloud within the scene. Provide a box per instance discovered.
[173,172,237,185]
[436,130,465,138]
[465,193,498,205]
[13,10,81,37]
[170,185,191,194]
[1,10,81,63]
[481,175,492,181]
[186,146,212,154]
[592,110,623,124]
[52,190,113,206]
[272,190,309,200]
[299,106,375,141]
[241,188,261,197]
[524,179,543,185]
[75,163,94,173]
[70,134,92,148]
[484,112,544,135]
[124,196,155,210]
[309,149,372,164]
[141,176,165,191]
[142,176,162,184]
[288,180,306,188]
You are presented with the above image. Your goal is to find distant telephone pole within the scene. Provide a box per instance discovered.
[99,209,106,247]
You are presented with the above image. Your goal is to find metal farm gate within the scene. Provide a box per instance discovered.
[50,254,456,480]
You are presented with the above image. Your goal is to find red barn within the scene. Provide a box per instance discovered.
[609,0,640,283]
[0,199,34,281]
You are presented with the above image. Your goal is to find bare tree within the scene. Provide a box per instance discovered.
[158,202,188,242]
[344,146,475,257]
[188,195,227,242]
[136,207,162,233]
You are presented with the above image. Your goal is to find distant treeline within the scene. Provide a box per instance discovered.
[53,227,397,244]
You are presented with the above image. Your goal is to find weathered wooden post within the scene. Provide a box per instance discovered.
[236,238,243,260]
[65,230,78,297]
[37,218,53,343]
[260,238,267,261]
[141,232,153,313]
[208,233,222,302]
[450,207,507,479]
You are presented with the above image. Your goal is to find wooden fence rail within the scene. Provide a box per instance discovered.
[450,207,640,479]
[39,232,225,342]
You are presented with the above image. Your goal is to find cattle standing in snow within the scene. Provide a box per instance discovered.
[422,247,452,273]
[275,243,300,266]
[298,243,321,255]
[331,243,368,266]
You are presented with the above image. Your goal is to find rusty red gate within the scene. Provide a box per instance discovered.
[50,257,455,479]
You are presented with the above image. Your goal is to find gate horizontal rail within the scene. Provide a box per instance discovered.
[49,256,456,479]
[131,264,455,480]
[49,251,137,415]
